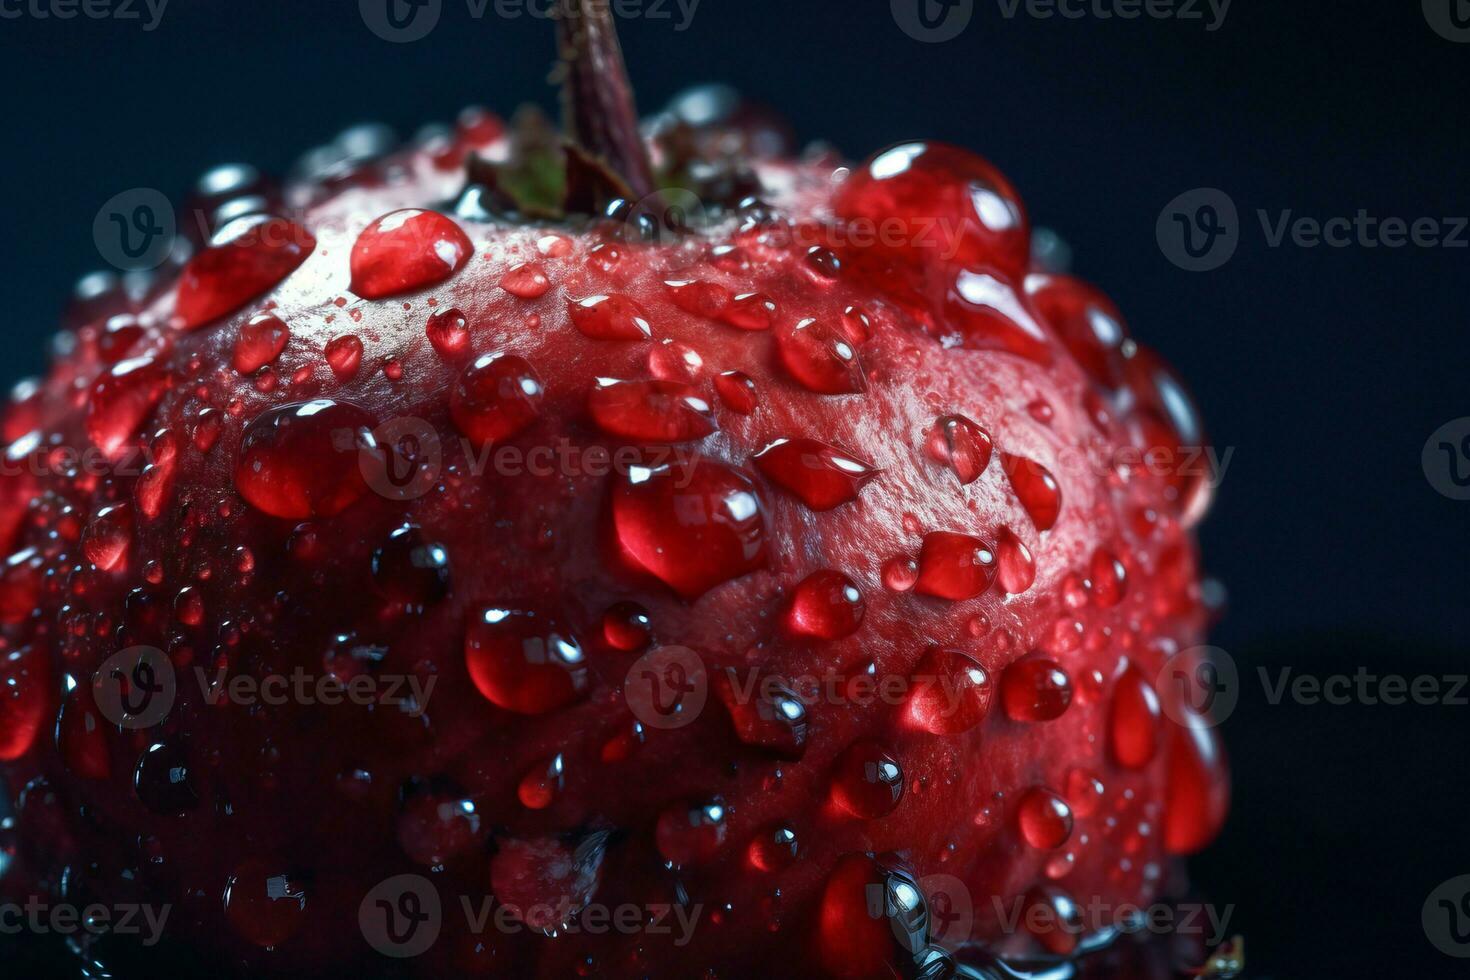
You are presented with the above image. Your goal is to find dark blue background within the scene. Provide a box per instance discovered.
[1,1,1467,976]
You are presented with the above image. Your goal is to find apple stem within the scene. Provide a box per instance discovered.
[556,1,656,200]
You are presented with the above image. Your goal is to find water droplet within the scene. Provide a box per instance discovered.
[723,292,777,331]
[397,793,483,865]
[82,502,134,571]
[1066,769,1106,818]
[425,307,471,358]
[777,318,865,394]
[924,414,992,485]
[611,459,766,598]
[0,646,48,761]
[835,141,1030,277]
[1110,665,1162,771]
[324,334,364,379]
[716,672,807,758]
[831,740,904,818]
[600,601,651,651]
[1163,709,1230,854]
[1018,787,1074,849]
[223,861,308,948]
[568,294,652,341]
[946,269,1054,363]
[1001,453,1062,531]
[882,556,919,592]
[56,686,110,779]
[1024,885,1082,956]
[714,370,759,414]
[97,313,145,363]
[1001,658,1073,722]
[656,799,728,865]
[175,215,316,328]
[907,647,993,734]
[134,741,199,813]
[665,279,732,319]
[234,400,376,519]
[752,438,878,510]
[588,378,715,443]
[1089,547,1127,607]
[87,355,169,460]
[372,524,451,606]
[465,607,587,714]
[816,853,927,975]
[491,834,606,934]
[350,209,473,299]
[994,527,1036,595]
[174,586,204,626]
[1026,273,1130,388]
[518,753,566,809]
[450,353,543,448]
[234,312,290,374]
[785,569,864,640]
[914,531,995,600]
[501,262,551,299]
[747,824,798,872]
[647,340,704,383]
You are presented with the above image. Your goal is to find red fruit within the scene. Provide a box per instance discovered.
[0,7,1225,977]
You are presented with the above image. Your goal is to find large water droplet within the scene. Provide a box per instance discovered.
[1018,787,1074,849]
[234,312,291,374]
[752,438,878,511]
[1001,658,1073,722]
[82,502,134,571]
[0,646,48,761]
[234,400,376,518]
[588,378,715,443]
[785,569,865,640]
[464,607,587,715]
[924,414,992,485]
[175,215,316,329]
[568,294,652,341]
[87,355,169,461]
[777,318,865,394]
[907,647,993,734]
[655,798,728,866]
[450,353,543,448]
[223,860,309,948]
[350,209,473,298]
[835,141,1030,277]
[372,524,450,607]
[914,531,995,600]
[994,527,1036,595]
[134,741,199,813]
[716,671,808,758]
[1002,453,1062,531]
[425,307,471,359]
[1163,709,1230,855]
[830,740,904,818]
[611,459,767,599]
